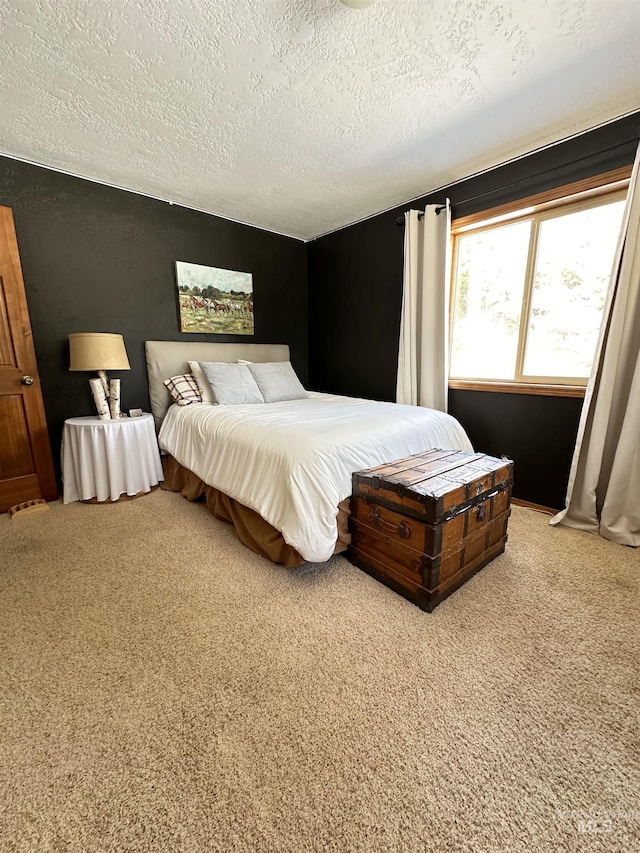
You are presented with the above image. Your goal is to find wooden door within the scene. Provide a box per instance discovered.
[0,206,57,511]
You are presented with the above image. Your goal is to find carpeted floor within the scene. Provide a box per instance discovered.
[0,491,638,853]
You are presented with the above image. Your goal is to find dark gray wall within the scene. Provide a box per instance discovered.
[3,113,638,507]
[308,113,640,509]
[0,158,307,485]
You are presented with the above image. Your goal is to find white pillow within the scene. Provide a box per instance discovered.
[188,361,216,404]
[198,362,264,405]
[247,361,308,403]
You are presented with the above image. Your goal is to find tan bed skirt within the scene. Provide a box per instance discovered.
[160,455,350,568]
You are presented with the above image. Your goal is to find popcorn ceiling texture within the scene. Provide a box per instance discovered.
[0,0,638,240]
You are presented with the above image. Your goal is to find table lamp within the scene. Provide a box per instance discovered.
[69,332,131,420]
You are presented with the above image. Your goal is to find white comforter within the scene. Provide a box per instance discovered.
[158,392,473,562]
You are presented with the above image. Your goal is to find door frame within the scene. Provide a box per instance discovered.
[0,206,57,509]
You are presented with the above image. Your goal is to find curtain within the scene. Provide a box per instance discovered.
[396,202,451,411]
[551,145,640,547]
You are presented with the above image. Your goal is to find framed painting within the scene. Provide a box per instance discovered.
[176,261,254,335]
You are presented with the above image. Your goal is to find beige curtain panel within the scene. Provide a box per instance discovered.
[551,145,640,547]
[396,202,451,411]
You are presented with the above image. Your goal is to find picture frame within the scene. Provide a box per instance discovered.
[176,261,254,335]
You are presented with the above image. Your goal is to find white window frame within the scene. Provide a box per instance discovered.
[448,167,631,398]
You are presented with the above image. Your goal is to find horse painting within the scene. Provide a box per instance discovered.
[176,261,254,335]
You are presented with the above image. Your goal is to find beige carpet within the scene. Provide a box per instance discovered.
[0,492,638,853]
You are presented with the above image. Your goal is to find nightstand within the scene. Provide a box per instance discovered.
[61,413,164,504]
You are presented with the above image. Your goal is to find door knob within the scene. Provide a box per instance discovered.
[21,375,34,385]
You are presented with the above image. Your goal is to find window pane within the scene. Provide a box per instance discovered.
[450,221,531,379]
[523,200,625,378]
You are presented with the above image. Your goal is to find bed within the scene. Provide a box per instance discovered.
[146,341,473,566]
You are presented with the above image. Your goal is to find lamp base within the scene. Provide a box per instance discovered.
[88,372,123,419]
[89,376,111,419]
[109,378,122,419]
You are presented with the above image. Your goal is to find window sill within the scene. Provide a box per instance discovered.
[448,379,586,399]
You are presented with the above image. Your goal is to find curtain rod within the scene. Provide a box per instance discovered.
[395,205,446,226]
[395,138,636,228]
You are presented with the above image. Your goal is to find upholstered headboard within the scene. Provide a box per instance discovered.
[145,340,290,428]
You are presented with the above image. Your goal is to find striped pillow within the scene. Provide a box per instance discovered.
[163,373,202,406]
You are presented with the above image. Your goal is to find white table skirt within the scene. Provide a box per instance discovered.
[61,413,164,504]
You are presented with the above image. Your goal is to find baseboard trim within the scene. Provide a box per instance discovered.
[512,498,558,516]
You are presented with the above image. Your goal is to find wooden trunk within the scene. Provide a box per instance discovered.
[348,449,513,612]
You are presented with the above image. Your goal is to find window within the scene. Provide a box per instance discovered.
[448,169,630,396]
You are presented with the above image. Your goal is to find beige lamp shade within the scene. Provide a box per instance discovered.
[69,333,131,371]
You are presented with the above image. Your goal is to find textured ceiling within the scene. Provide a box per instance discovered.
[1,0,639,240]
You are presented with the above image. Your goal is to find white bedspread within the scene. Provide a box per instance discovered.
[158,392,473,562]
